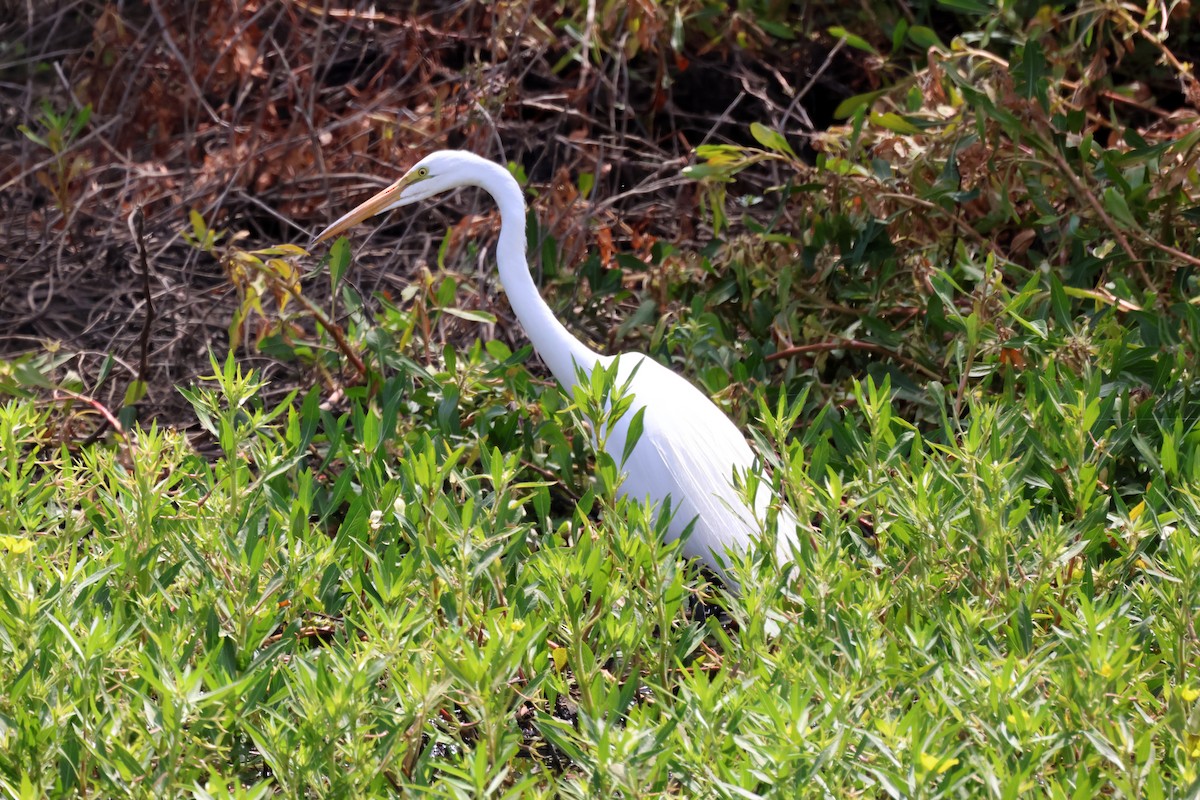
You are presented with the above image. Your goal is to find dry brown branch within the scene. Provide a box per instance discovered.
[128,206,155,397]
[767,339,942,381]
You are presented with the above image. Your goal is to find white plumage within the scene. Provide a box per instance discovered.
[314,150,798,585]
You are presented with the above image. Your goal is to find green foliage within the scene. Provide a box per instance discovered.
[18,100,92,222]
[4,313,1200,794]
[6,0,1199,796]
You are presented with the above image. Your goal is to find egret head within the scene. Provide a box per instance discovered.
[312,150,487,245]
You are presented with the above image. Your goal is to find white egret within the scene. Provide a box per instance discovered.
[313,150,798,586]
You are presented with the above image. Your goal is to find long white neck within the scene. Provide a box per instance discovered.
[473,158,602,389]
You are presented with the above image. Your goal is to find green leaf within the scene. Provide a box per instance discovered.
[577,172,595,199]
[907,25,945,50]
[620,408,646,466]
[123,380,148,407]
[328,237,350,288]
[833,90,887,119]
[937,0,990,12]
[71,104,93,138]
[96,354,116,387]
[1161,430,1177,478]
[828,26,878,55]
[254,244,307,257]
[1013,39,1047,106]
[189,209,208,242]
[437,227,451,270]
[1103,188,1138,228]
[443,307,498,324]
[1049,276,1071,328]
[892,20,909,54]
[682,163,736,182]
[18,125,47,149]
[436,276,457,307]
[758,19,795,39]
[749,122,796,157]
[694,144,743,160]
[341,283,364,315]
[869,112,923,134]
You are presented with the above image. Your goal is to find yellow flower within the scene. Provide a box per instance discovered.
[1181,686,1200,703]
[919,753,959,775]
[0,535,34,554]
[1099,662,1114,678]
[1006,708,1031,729]
[509,619,526,633]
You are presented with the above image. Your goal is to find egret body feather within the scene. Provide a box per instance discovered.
[314,150,799,584]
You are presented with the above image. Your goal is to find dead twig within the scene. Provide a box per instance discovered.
[767,339,942,381]
[128,206,156,400]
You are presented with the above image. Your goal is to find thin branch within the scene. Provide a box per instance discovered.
[767,339,942,380]
[250,261,369,381]
[128,206,156,398]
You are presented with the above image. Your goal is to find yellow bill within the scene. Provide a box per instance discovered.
[311,173,415,245]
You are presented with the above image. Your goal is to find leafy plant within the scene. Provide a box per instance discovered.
[4,0,1200,796]
[18,101,93,223]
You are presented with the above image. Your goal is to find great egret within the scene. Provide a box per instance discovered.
[313,150,798,586]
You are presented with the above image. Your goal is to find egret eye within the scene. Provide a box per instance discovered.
[415,167,429,178]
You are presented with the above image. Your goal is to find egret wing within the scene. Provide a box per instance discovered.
[607,355,797,580]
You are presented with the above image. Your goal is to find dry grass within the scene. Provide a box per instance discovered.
[1,0,856,425]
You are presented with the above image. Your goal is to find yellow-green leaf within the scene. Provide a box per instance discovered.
[254,244,308,257]
[189,209,208,241]
[828,26,878,55]
[123,379,148,407]
[1103,188,1138,228]
[267,258,296,282]
[329,237,351,289]
[443,307,498,324]
[870,112,923,134]
[907,25,945,51]
[694,144,744,165]
[834,89,887,119]
[749,122,796,157]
